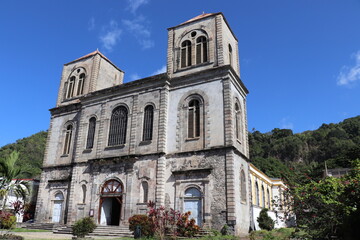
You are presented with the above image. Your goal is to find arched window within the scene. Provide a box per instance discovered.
[108,106,128,146]
[188,99,200,138]
[65,68,86,99]
[82,185,87,204]
[66,76,76,99]
[181,40,192,68]
[262,185,265,207]
[235,102,241,140]
[86,117,96,149]
[143,105,154,141]
[63,124,73,155]
[141,182,149,203]
[255,182,259,206]
[240,170,247,203]
[267,188,271,209]
[55,192,64,200]
[229,44,233,67]
[185,187,201,198]
[77,73,85,96]
[101,179,123,195]
[196,36,208,64]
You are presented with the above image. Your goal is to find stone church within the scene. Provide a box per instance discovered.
[35,13,286,236]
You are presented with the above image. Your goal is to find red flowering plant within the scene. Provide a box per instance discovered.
[141,201,200,239]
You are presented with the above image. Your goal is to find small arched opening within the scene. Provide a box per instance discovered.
[99,179,123,226]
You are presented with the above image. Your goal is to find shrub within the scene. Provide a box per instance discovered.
[257,208,274,231]
[0,234,24,240]
[72,217,97,238]
[128,214,154,237]
[176,211,200,237]
[0,211,16,229]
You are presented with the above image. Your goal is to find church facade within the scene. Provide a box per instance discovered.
[35,13,286,236]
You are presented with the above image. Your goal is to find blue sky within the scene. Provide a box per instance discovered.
[1,0,360,147]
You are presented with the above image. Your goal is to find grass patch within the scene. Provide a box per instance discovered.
[10,228,51,232]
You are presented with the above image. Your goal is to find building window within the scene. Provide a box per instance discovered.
[63,124,73,155]
[66,76,76,99]
[86,117,96,149]
[77,73,85,96]
[235,102,241,140]
[255,182,259,206]
[262,185,265,207]
[240,170,247,203]
[229,44,233,67]
[196,36,208,64]
[267,188,271,209]
[141,182,149,203]
[65,68,86,99]
[108,106,128,146]
[143,105,154,141]
[181,40,192,68]
[188,99,200,138]
[82,185,87,204]
[101,179,123,194]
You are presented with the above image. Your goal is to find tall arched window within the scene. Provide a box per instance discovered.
[86,117,96,149]
[66,76,76,99]
[82,185,87,204]
[262,185,265,207]
[240,170,247,203]
[229,44,233,67]
[196,36,208,64]
[77,73,86,96]
[63,124,73,155]
[108,106,128,146]
[267,188,271,209]
[141,182,149,203]
[143,105,154,141]
[181,40,192,68]
[235,102,241,140]
[255,182,259,206]
[188,99,200,138]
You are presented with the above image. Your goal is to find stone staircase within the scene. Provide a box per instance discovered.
[52,225,133,238]
[22,223,56,231]
[89,225,133,237]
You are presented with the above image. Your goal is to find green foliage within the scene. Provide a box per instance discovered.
[72,217,97,238]
[257,208,274,231]
[0,131,47,178]
[282,160,360,239]
[128,214,154,237]
[0,211,16,229]
[0,234,23,240]
[249,115,360,183]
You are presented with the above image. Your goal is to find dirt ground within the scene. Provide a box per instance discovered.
[8,232,125,240]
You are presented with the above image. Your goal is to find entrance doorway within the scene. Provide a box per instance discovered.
[52,192,64,223]
[99,179,123,226]
[184,188,202,226]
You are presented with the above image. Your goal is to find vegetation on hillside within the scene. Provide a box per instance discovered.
[249,115,360,183]
[0,131,47,179]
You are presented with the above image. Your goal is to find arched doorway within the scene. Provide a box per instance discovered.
[99,179,123,226]
[184,187,202,226]
[52,192,64,223]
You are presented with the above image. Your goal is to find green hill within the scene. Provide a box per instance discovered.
[249,115,360,183]
[0,131,47,179]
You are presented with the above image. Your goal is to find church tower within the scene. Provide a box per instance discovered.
[167,13,240,78]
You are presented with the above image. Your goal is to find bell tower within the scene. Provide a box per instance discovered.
[167,12,240,78]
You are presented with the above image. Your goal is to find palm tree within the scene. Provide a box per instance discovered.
[0,151,29,210]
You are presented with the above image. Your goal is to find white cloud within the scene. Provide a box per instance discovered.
[337,51,360,87]
[152,65,166,75]
[88,17,95,31]
[130,73,140,81]
[122,17,154,49]
[127,0,149,14]
[280,117,294,130]
[99,20,122,52]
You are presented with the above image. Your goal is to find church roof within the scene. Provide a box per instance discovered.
[64,50,123,72]
[180,12,220,25]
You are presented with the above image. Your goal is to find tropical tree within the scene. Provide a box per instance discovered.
[0,151,29,210]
